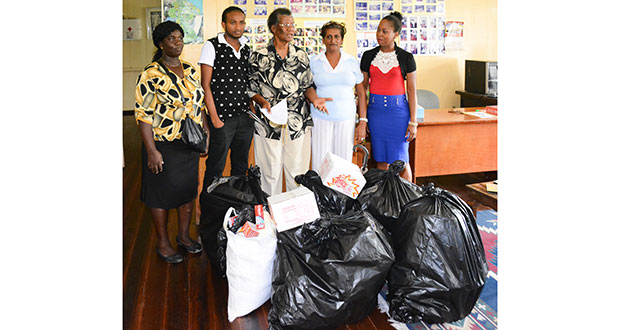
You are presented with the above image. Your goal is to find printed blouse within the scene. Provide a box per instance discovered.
[135,60,206,142]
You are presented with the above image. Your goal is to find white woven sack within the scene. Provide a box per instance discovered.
[224,207,277,322]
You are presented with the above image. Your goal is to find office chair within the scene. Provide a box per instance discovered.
[416,89,440,109]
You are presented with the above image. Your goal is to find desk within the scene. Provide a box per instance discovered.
[455,90,497,107]
[409,108,497,183]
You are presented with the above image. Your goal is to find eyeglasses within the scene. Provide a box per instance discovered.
[278,23,296,28]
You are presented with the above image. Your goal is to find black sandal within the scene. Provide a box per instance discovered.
[155,247,183,264]
[176,236,203,254]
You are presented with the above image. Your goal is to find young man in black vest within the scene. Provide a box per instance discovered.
[198,6,253,187]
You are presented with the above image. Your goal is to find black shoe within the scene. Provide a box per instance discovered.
[176,236,203,254]
[155,248,183,264]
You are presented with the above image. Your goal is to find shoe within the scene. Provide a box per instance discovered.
[155,247,183,264]
[176,236,203,254]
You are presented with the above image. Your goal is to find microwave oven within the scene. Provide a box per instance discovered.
[465,60,497,96]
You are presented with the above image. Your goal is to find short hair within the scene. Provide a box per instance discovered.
[382,11,403,34]
[320,21,346,39]
[222,6,245,22]
[267,8,292,33]
[152,21,184,62]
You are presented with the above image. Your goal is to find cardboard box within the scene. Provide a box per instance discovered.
[267,186,321,232]
[318,152,366,199]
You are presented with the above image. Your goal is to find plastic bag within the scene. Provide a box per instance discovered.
[357,160,423,232]
[388,183,488,324]
[198,166,268,277]
[181,115,207,153]
[224,206,277,322]
[294,170,359,215]
[268,210,395,330]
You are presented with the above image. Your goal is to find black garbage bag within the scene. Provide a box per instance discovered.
[198,166,268,277]
[294,170,359,215]
[357,160,423,232]
[388,183,488,324]
[268,210,395,330]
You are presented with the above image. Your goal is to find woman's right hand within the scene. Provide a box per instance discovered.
[147,149,164,174]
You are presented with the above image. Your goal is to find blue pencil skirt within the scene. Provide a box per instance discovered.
[367,93,410,164]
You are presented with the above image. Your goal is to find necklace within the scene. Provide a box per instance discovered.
[161,57,181,67]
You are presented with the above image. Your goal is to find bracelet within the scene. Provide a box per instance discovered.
[408,121,418,127]
[358,117,368,123]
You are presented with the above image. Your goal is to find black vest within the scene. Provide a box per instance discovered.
[209,36,251,120]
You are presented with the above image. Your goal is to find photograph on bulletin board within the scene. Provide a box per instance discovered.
[289,0,345,18]
[293,21,327,56]
[244,19,269,51]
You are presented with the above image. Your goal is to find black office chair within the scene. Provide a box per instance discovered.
[416,89,440,109]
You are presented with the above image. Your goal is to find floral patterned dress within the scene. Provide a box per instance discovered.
[248,38,314,140]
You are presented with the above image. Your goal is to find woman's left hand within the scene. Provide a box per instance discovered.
[355,122,367,144]
[312,97,333,114]
[405,124,417,142]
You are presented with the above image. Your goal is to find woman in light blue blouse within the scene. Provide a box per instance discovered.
[309,21,367,170]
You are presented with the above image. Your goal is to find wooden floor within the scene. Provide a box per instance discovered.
[123,115,496,330]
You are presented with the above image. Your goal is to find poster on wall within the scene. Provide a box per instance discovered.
[163,0,204,44]
[244,19,269,51]
[289,0,345,18]
[146,7,162,39]
[445,20,464,51]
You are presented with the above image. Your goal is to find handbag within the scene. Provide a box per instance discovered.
[159,60,208,153]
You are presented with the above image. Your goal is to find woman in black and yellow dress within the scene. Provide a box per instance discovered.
[134,21,209,263]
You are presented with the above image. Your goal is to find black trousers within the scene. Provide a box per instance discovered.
[202,113,254,187]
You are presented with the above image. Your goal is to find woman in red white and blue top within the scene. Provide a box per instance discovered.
[360,11,418,182]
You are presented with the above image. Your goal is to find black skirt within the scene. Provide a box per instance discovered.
[140,139,200,209]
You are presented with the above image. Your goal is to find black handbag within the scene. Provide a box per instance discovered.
[159,60,208,153]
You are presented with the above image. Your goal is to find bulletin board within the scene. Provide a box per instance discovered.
[354,0,446,57]
[230,0,450,57]
[231,0,340,54]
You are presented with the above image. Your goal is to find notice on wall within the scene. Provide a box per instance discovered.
[445,20,464,51]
